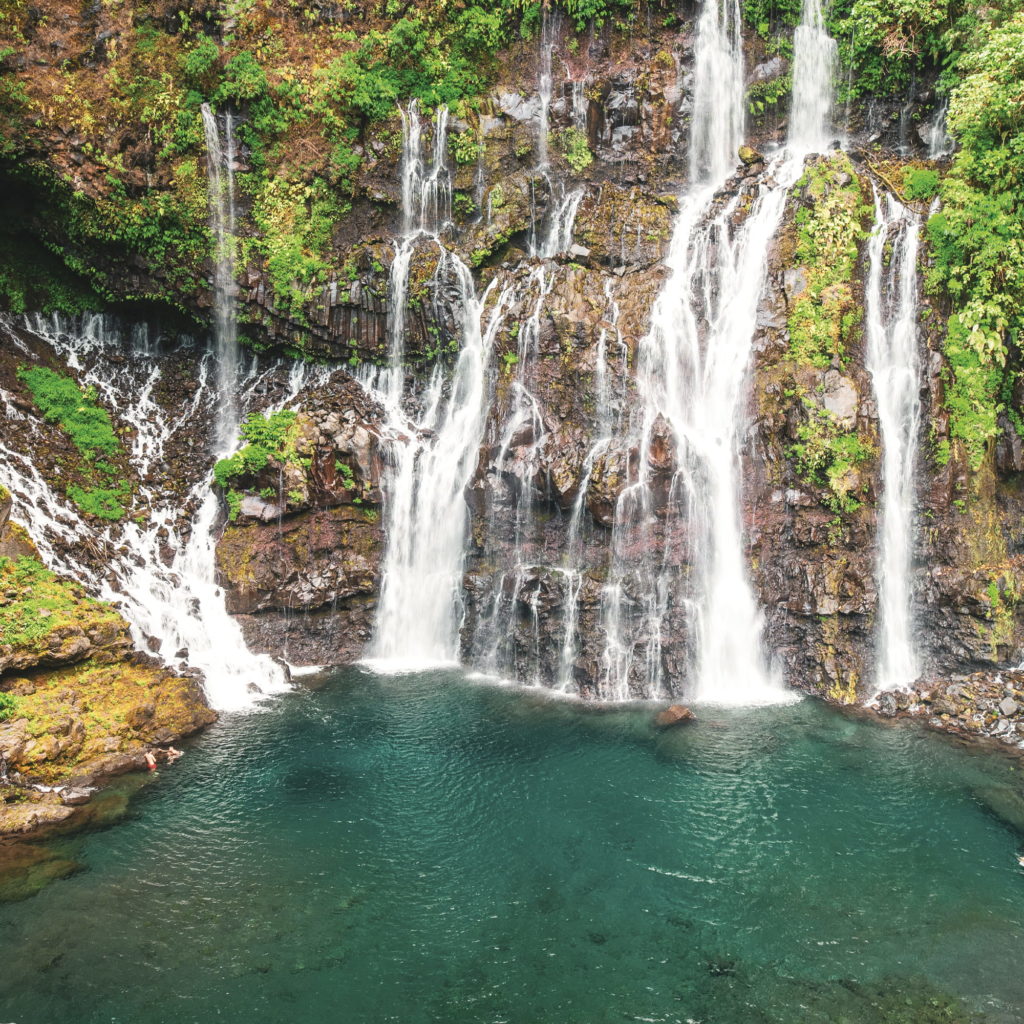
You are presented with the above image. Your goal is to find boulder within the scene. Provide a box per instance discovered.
[654,704,696,728]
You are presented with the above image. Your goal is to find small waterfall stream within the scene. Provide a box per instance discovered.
[201,103,240,448]
[865,190,923,691]
[0,314,305,710]
[366,102,515,666]
[926,98,955,161]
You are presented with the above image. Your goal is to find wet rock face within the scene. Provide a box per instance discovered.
[214,372,386,665]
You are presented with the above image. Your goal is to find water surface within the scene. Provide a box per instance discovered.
[2,668,1024,1023]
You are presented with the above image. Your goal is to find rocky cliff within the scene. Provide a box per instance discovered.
[2,0,1024,750]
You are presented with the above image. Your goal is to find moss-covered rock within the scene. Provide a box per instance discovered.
[0,553,215,835]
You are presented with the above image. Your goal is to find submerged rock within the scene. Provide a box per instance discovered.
[654,704,696,728]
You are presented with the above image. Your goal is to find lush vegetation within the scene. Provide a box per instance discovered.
[0,0,672,328]
[0,691,19,723]
[16,366,131,521]
[790,402,875,515]
[783,155,875,513]
[16,367,120,457]
[926,6,1024,468]
[788,155,872,368]
[0,555,121,651]
[214,409,308,520]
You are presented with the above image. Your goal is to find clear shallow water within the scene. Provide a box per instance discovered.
[2,668,1024,1023]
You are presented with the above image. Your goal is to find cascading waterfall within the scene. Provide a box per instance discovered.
[368,264,514,665]
[688,0,745,184]
[598,0,836,703]
[367,102,516,665]
[789,0,837,154]
[0,313,304,710]
[366,0,840,700]
[865,189,923,692]
[926,98,955,161]
[201,102,240,449]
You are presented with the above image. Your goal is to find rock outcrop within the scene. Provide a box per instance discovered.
[0,551,215,840]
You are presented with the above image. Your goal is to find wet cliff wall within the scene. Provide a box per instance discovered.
[2,1,1024,716]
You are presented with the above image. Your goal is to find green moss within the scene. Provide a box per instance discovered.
[15,367,132,521]
[16,367,119,458]
[65,483,131,522]
[0,692,20,722]
[790,401,875,514]
[0,556,122,651]
[788,153,872,368]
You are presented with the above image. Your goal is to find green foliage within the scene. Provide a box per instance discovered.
[747,73,792,115]
[742,0,801,51]
[790,402,875,514]
[450,130,482,165]
[17,367,119,457]
[828,0,962,100]
[66,482,131,522]
[0,691,19,723]
[225,488,242,522]
[554,127,593,173]
[925,8,1024,468]
[216,51,270,103]
[902,166,940,201]
[788,154,872,367]
[214,410,300,489]
[335,460,357,490]
[245,177,350,321]
[180,37,220,85]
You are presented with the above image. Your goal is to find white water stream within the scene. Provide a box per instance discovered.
[598,0,836,703]
[865,189,923,692]
[201,103,240,448]
[0,314,317,710]
[366,102,515,666]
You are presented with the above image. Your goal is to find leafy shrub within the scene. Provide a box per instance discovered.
[214,410,300,489]
[555,127,593,173]
[903,166,940,200]
[0,692,19,723]
[790,403,874,513]
[180,37,220,84]
[925,9,1024,466]
[17,366,120,457]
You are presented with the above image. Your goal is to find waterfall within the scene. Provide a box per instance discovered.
[926,98,955,161]
[201,103,240,449]
[865,189,923,692]
[789,0,837,154]
[537,6,556,170]
[363,0,838,700]
[367,263,513,666]
[688,0,744,183]
[538,188,585,259]
[366,103,517,665]
[0,313,298,711]
[597,0,836,703]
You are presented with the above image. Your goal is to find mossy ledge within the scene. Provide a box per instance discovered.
[0,552,216,844]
